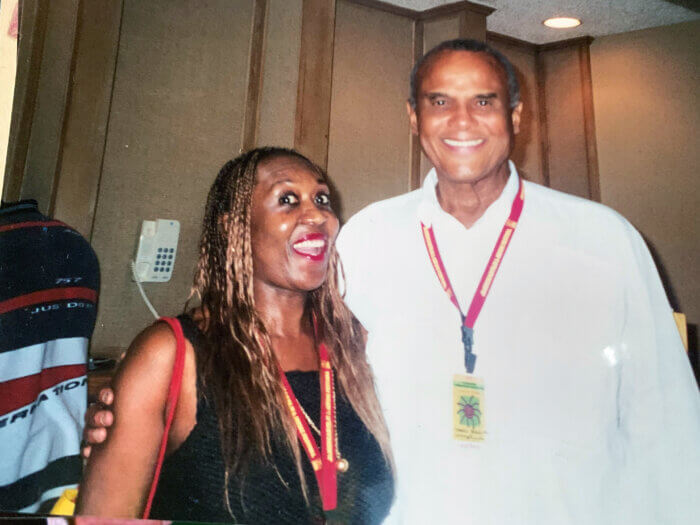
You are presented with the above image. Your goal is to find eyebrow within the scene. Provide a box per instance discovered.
[424,91,448,99]
[269,178,293,189]
[422,91,500,100]
[268,177,328,189]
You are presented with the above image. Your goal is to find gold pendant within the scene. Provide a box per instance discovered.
[336,457,349,472]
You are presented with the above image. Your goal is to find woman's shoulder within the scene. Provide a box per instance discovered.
[124,322,179,368]
[112,319,194,404]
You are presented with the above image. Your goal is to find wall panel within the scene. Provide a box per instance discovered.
[487,36,543,184]
[327,0,414,221]
[422,14,459,52]
[540,45,590,198]
[458,10,486,40]
[89,0,254,355]
[19,0,79,213]
[2,0,49,202]
[256,0,302,148]
[294,0,336,168]
[52,0,123,238]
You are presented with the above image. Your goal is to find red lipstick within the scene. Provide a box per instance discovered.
[291,232,328,262]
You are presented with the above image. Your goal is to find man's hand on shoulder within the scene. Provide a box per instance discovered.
[81,387,115,459]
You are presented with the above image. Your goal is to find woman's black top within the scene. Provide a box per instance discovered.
[148,316,394,524]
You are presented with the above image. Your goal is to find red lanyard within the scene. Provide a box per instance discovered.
[277,325,338,511]
[421,177,524,374]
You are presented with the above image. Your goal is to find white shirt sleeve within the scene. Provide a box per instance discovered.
[336,213,377,334]
[612,222,700,524]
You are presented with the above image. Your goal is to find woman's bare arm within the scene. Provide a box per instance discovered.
[76,323,180,517]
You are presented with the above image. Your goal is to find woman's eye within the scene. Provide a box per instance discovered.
[315,193,331,206]
[279,193,299,205]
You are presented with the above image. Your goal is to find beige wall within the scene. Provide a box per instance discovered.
[89,0,254,354]
[591,20,700,324]
[327,0,414,221]
[12,1,694,352]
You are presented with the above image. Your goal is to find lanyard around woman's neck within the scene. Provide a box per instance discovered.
[276,317,339,511]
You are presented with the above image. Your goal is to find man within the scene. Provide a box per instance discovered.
[0,200,99,512]
[336,39,698,524]
[85,40,698,523]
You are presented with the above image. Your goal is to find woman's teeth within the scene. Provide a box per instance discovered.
[293,238,325,255]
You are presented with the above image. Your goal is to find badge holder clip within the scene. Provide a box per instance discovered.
[461,323,476,374]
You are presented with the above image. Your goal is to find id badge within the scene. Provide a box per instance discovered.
[453,374,485,442]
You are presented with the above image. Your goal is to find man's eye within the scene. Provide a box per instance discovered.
[279,193,299,205]
[432,98,446,106]
[476,99,492,107]
[315,193,331,206]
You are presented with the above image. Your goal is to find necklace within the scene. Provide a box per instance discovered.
[296,380,349,473]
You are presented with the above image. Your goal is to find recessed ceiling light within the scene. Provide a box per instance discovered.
[543,17,582,29]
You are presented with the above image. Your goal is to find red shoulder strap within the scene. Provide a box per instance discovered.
[142,316,187,519]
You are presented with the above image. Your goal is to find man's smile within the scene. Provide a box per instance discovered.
[442,138,485,148]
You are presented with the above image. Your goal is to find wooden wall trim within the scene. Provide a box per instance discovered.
[578,42,601,202]
[538,35,593,52]
[409,19,423,190]
[458,9,486,40]
[535,49,551,187]
[87,1,124,242]
[486,31,538,53]
[418,1,494,20]
[241,0,268,151]
[51,0,124,238]
[2,0,49,202]
[294,0,337,169]
[344,0,494,20]
[48,0,83,217]
[488,32,594,56]
[344,0,416,18]
[484,33,600,195]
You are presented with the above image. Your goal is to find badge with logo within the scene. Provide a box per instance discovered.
[453,374,485,442]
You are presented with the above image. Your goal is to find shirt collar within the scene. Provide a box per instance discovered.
[417,160,520,229]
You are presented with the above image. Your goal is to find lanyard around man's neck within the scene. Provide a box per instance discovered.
[420,177,525,374]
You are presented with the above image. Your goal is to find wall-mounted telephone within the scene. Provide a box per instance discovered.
[132,219,180,283]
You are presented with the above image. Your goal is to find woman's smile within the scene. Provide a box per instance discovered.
[291,232,329,262]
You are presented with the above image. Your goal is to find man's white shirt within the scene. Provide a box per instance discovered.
[337,162,700,524]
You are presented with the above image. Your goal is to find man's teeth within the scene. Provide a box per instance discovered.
[443,138,484,147]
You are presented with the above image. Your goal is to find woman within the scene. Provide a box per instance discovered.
[77,147,394,523]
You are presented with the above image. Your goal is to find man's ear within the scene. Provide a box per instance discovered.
[511,101,523,135]
[407,100,419,136]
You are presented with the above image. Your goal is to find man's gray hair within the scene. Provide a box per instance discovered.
[409,39,521,110]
